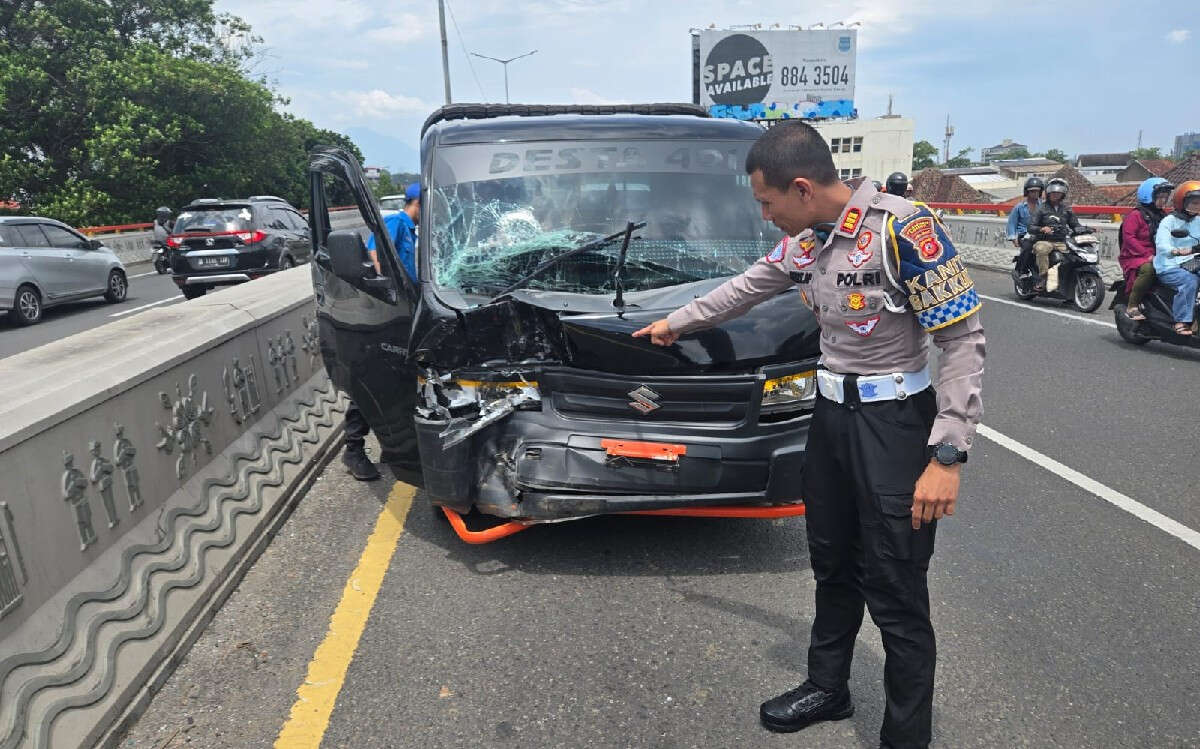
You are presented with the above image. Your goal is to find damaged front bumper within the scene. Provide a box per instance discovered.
[414,367,811,521]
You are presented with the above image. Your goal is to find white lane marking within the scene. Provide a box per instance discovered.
[129,270,158,279]
[109,296,180,317]
[978,293,1117,329]
[977,424,1200,552]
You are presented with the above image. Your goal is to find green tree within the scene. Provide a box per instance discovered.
[1129,146,1163,161]
[1040,148,1069,163]
[943,147,974,169]
[0,0,363,225]
[912,140,938,172]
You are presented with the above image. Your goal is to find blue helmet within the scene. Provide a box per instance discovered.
[1136,177,1172,205]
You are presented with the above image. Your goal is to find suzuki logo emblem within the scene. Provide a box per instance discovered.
[205,237,215,246]
[627,386,661,414]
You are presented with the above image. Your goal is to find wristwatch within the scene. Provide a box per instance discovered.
[926,442,968,466]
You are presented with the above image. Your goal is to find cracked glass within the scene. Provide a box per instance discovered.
[427,139,778,299]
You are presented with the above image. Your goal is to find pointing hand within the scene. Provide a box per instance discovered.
[632,319,679,346]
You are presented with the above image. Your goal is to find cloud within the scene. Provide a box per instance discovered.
[1166,29,1191,44]
[363,13,433,44]
[568,87,620,105]
[333,90,430,121]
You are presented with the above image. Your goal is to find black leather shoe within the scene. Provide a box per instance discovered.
[342,448,381,481]
[759,681,853,733]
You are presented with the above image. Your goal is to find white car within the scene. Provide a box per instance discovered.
[377,194,406,216]
[0,216,128,325]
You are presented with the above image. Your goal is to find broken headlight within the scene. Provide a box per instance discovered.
[760,370,816,415]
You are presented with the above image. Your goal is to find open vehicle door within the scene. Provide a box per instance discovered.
[307,146,424,486]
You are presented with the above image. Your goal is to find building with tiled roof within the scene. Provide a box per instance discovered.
[1117,159,1176,183]
[1116,154,1200,205]
[1094,183,1139,205]
[994,158,1063,180]
[1046,164,1108,205]
[1162,152,1200,185]
[911,168,985,204]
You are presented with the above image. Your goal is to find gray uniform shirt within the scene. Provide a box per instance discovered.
[666,182,985,451]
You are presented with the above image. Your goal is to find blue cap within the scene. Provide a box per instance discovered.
[404,182,422,202]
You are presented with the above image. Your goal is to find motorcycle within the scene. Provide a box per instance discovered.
[1110,230,1200,349]
[1011,222,1106,312]
[152,241,170,274]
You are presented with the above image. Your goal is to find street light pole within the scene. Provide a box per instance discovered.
[470,50,538,104]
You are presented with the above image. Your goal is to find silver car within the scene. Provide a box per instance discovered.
[0,216,128,325]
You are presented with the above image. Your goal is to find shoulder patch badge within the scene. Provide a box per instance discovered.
[838,207,862,237]
[766,237,786,263]
[857,230,874,250]
[846,245,873,268]
[845,315,880,337]
[792,239,816,268]
[899,216,944,262]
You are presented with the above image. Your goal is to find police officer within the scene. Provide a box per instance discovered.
[633,122,984,749]
[884,171,908,197]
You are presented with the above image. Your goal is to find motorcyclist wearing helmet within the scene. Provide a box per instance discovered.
[1030,178,1082,289]
[152,206,173,245]
[1153,180,1200,336]
[1007,177,1044,274]
[884,172,908,197]
[1119,178,1173,320]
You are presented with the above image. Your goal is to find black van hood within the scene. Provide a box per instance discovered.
[411,278,820,375]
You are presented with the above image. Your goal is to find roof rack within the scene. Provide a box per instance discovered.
[421,102,709,137]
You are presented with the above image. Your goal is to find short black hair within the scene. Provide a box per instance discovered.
[744,121,839,190]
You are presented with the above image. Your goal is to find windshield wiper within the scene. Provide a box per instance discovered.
[488,220,647,302]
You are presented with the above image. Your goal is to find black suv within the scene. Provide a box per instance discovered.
[168,196,312,299]
[308,104,821,522]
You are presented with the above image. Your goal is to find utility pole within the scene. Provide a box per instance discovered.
[438,0,451,104]
[1137,129,1143,150]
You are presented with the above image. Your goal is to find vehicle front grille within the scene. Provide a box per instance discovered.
[540,369,758,425]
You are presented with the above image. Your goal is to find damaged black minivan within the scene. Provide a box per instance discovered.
[308,104,820,522]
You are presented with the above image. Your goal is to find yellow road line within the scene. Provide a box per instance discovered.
[275,482,415,748]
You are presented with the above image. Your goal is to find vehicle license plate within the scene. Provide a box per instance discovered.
[197,256,231,267]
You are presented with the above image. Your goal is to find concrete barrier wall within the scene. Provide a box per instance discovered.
[96,208,365,267]
[938,214,1122,283]
[0,268,347,748]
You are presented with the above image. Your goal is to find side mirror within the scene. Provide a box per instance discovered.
[1171,229,1189,239]
[88,239,102,250]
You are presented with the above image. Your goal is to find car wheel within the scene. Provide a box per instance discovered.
[11,284,43,326]
[103,269,128,303]
[279,255,295,270]
[182,286,207,300]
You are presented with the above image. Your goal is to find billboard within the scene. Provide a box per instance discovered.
[694,29,857,121]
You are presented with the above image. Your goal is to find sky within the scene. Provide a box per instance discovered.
[216,0,1198,172]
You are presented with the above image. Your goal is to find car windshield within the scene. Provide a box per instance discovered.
[174,206,255,233]
[428,139,778,298]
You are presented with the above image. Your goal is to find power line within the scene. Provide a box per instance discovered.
[444,0,486,100]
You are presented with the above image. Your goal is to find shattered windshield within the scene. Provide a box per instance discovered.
[428,139,777,298]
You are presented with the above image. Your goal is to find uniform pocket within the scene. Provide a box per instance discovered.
[875,493,935,563]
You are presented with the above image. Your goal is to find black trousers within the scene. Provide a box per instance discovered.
[1015,237,1035,274]
[802,385,939,749]
[343,399,371,452]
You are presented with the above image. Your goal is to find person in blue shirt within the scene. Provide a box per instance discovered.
[1153,180,1200,336]
[1006,177,1044,274]
[366,181,420,281]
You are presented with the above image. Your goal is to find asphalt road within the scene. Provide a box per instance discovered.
[118,267,1199,749]
[0,264,187,360]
